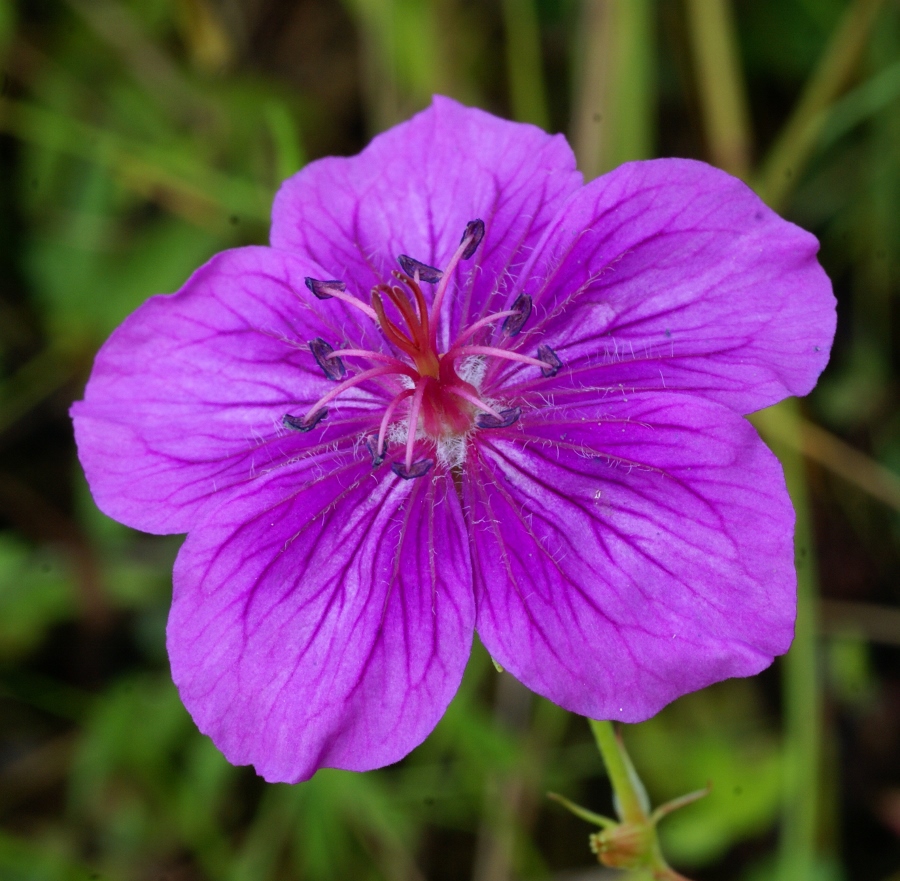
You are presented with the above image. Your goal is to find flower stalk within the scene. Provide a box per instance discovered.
[551,720,708,880]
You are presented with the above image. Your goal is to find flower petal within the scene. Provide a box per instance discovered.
[71,246,388,535]
[468,392,795,722]
[168,452,474,782]
[270,95,582,342]
[498,159,835,414]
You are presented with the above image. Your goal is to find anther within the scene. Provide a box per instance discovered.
[461,219,485,259]
[309,338,346,381]
[391,458,434,480]
[398,255,443,283]
[283,409,327,432]
[537,344,562,378]
[502,294,532,336]
[304,277,346,300]
[428,219,487,349]
[476,406,521,429]
[365,437,385,467]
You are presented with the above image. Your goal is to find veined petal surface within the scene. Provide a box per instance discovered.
[496,159,835,414]
[70,96,837,781]
[168,449,473,782]
[468,392,795,722]
[72,247,388,535]
[270,95,583,346]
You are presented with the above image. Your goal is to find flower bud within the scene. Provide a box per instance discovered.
[589,821,654,870]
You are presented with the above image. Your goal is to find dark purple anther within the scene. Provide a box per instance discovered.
[391,458,434,480]
[502,293,532,336]
[461,219,485,259]
[304,277,347,300]
[537,344,562,377]
[283,409,327,432]
[397,255,443,283]
[365,437,385,467]
[309,338,346,381]
[476,407,521,429]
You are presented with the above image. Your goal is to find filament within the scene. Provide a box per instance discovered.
[449,345,546,370]
[405,380,428,470]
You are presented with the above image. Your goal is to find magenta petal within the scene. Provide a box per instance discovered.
[468,392,795,722]
[168,453,474,782]
[506,159,835,414]
[270,95,582,340]
[70,97,837,777]
[71,247,388,535]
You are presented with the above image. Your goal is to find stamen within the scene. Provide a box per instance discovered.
[309,338,346,381]
[364,436,385,467]
[538,344,563,377]
[502,293,533,336]
[330,349,409,370]
[303,365,412,423]
[398,255,443,283]
[283,409,327,432]
[450,309,517,348]
[476,406,521,429]
[429,219,485,349]
[304,277,344,300]
[405,380,428,470]
[376,388,415,457]
[450,345,548,370]
[460,219,485,259]
[391,458,434,480]
[304,276,377,321]
[444,385,504,419]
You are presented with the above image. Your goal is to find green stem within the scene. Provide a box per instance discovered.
[751,402,821,880]
[500,0,549,129]
[745,10,887,874]
[684,0,752,178]
[754,0,887,210]
[589,719,647,825]
[570,0,655,180]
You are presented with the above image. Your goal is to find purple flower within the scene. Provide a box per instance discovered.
[71,97,835,783]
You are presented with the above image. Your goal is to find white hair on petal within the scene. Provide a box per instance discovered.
[457,356,487,389]
[387,420,414,446]
[436,433,469,469]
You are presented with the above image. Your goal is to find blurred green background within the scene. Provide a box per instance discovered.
[1,0,899,879]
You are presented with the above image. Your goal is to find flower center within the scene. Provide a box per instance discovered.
[284,220,561,478]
